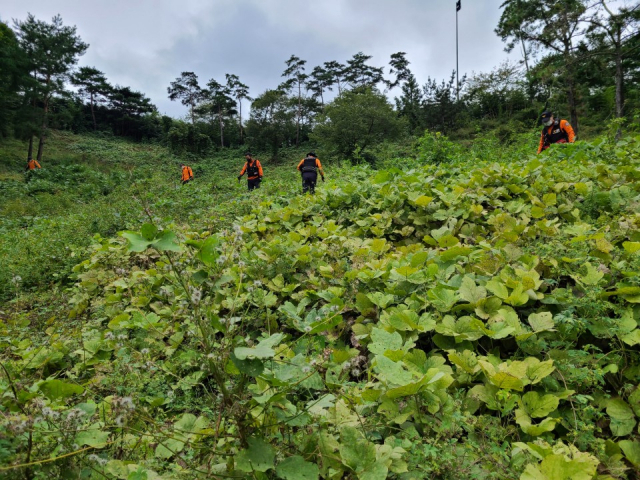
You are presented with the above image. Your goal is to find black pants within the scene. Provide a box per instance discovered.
[302,172,317,194]
[248,178,261,191]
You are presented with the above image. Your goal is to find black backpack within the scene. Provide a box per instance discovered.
[301,156,317,173]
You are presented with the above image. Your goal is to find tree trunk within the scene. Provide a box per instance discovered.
[90,91,97,131]
[36,95,50,162]
[238,98,243,142]
[219,106,224,148]
[296,81,301,147]
[520,36,530,76]
[564,47,579,135]
[27,136,33,160]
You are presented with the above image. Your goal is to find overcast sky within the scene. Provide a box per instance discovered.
[2,0,523,118]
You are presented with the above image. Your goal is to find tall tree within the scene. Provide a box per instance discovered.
[71,66,110,131]
[225,73,251,142]
[395,74,424,134]
[0,21,30,139]
[344,52,384,90]
[387,52,412,89]
[108,86,155,136]
[323,60,346,94]
[14,14,88,161]
[497,0,587,133]
[246,89,296,156]
[199,79,237,148]
[167,71,203,125]
[586,1,640,123]
[306,65,334,107]
[281,55,307,146]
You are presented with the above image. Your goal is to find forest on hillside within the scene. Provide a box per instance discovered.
[1,0,639,162]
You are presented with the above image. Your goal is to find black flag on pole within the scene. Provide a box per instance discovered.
[456,0,461,11]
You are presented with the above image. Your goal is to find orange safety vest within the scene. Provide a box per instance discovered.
[27,159,41,170]
[181,166,193,181]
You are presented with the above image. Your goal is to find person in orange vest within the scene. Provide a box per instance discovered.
[237,152,263,191]
[26,157,41,171]
[297,152,325,194]
[538,111,576,154]
[181,164,194,184]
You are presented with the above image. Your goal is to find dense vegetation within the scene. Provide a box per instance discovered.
[2,126,640,479]
[2,2,640,479]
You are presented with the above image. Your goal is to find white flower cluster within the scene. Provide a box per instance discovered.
[42,407,60,420]
[11,275,22,285]
[87,454,108,465]
[111,395,135,428]
[190,288,202,305]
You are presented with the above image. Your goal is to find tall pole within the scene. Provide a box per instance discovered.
[456,2,460,101]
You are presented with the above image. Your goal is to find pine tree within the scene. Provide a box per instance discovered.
[71,66,110,131]
[167,72,203,125]
[14,14,88,161]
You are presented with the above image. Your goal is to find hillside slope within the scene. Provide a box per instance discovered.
[2,135,640,479]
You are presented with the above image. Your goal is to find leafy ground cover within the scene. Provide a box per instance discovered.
[2,132,640,479]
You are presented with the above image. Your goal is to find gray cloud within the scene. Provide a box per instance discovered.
[3,0,521,117]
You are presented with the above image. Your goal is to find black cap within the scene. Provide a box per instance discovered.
[307,152,316,157]
[244,151,252,156]
[540,111,553,120]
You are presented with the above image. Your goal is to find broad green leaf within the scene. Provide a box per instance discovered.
[355,293,375,314]
[236,437,275,473]
[234,333,284,360]
[619,440,640,467]
[39,379,84,401]
[607,398,636,436]
[374,355,415,386]
[528,312,555,332]
[621,330,640,346]
[623,242,640,254]
[276,456,319,480]
[515,409,559,436]
[459,276,487,304]
[152,231,181,252]
[572,262,603,286]
[120,231,152,252]
[198,235,221,266]
[486,278,509,300]
[522,391,560,418]
[413,195,434,207]
[174,413,208,436]
[339,426,376,470]
[140,223,158,241]
[526,359,555,384]
[427,286,459,312]
[448,350,481,375]
[521,452,598,480]
[490,372,524,391]
[368,327,403,355]
[75,424,110,447]
[367,292,395,309]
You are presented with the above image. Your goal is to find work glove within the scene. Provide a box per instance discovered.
[259,176,263,182]
[321,176,325,182]
[237,176,241,182]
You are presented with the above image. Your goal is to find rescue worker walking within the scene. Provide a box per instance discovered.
[297,152,325,194]
[181,164,194,184]
[538,111,576,154]
[238,152,263,191]
[26,157,41,171]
